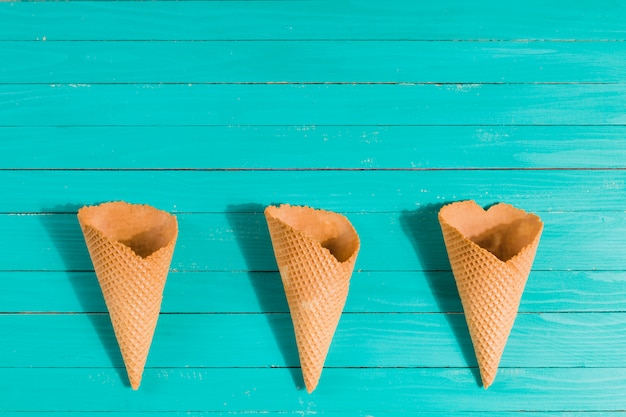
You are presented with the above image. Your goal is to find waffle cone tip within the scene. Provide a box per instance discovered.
[481,369,495,389]
[130,375,141,390]
[305,379,318,394]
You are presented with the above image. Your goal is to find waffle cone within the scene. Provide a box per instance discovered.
[438,201,543,388]
[77,201,178,390]
[264,204,360,393]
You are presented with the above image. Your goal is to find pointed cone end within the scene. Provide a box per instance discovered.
[305,379,318,394]
[129,373,142,390]
[480,368,495,390]
[303,366,321,394]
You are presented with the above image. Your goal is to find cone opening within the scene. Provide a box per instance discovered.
[265,204,359,262]
[471,216,543,262]
[78,202,178,258]
[440,201,543,262]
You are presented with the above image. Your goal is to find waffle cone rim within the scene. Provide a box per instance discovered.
[264,203,360,265]
[438,200,543,265]
[77,201,178,262]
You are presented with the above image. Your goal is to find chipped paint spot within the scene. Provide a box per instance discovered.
[474,128,509,143]
[448,83,481,92]
[604,179,624,190]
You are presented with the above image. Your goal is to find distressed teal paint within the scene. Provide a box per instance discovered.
[3,84,626,126]
[1,126,626,168]
[2,1,625,41]
[0,171,623,212]
[3,41,626,84]
[1,368,626,412]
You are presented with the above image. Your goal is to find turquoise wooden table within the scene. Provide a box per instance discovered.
[1,1,626,415]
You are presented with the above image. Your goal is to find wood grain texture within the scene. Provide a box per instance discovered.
[1,368,626,412]
[1,126,626,168]
[0,414,623,417]
[0,414,619,417]
[0,171,624,212]
[2,1,625,41]
[2,415,623,417]
[3,41,626,83]
[3,84,626,126]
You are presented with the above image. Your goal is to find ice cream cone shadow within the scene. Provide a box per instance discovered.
[226,204,301,389]
[400,205,481,386]
[40,204,128,387]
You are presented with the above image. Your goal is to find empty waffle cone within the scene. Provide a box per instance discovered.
[264,204,360,393]
[438,200,543,388]
[77,201,178,390]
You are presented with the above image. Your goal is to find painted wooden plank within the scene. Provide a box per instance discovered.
[3,41,625,84]
[0,414,620,417]
[3,84,626,126]
[0,170,624,213]
[2,414,621,417]
[1,126,626,169]
[2,270,625,314]
[520,271,626,313]
[0,367,625,412]
[1,211,625,272]
[1,312,624,368]
[2,1,625,41]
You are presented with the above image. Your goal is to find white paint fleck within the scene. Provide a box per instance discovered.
[448,83,481,93]
[604,180,624,190]
[474,128,509,143]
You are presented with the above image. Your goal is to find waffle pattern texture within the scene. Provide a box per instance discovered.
[438,201,542,388]
[78,202,178,390]
[265,205,360,393]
